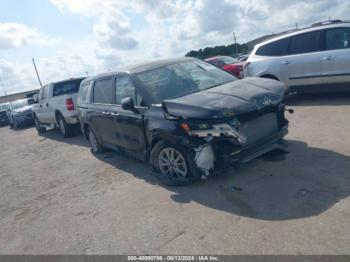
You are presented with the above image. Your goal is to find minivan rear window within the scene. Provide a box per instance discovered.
[53,79,83,97]
[256,38,289,56]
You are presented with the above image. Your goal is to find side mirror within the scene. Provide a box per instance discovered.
[121,97,135,111]
[32,94,39,103]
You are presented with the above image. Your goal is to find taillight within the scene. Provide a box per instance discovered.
[238,65,244,78]
[66,98,74,111]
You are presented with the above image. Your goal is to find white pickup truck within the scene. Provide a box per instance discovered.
[32,77,85,138]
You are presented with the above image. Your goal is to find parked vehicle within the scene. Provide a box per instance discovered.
[205,56,244,78]
[32,77,85,137]
[244,20,350,93]
[0,103,10,126]
[8,99,35,129]
[77,57,290,186]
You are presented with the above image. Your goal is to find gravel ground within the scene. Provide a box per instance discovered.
[0,94,349,255]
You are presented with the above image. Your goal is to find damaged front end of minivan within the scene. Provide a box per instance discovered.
[158,78,292,179]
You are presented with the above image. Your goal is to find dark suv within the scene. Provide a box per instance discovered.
[77,57,289,185]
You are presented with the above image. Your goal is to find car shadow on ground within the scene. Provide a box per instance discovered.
[284,92,350,107]
[38,127,89,148]
[95,139,350,221]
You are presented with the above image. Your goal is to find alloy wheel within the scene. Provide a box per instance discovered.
[158,147,187,178]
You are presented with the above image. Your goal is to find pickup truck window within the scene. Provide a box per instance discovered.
[53,79,83,97]
[93,78,115,104]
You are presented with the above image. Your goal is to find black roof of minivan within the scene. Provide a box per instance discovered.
[83,57,196,82]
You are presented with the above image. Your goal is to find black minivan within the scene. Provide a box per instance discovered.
[77,57,289,185]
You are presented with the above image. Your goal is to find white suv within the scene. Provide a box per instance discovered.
[244,21,350,93]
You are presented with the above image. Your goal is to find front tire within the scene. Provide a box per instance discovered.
[57,114,73,138]
[150,140,200,186]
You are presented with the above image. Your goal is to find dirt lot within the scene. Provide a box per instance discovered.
[0,94,349,255]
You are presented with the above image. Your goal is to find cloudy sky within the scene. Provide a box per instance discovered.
[0,0,349,96]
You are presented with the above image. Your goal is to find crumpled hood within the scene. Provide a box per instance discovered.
[13,105,33,114]
[162,77,286,119]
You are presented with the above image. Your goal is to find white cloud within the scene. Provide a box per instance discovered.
[0,53,97,95]
[0,22,54,50]
[1,0,349,96]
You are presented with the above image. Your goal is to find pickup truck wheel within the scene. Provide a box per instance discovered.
[34,116,46,133]
[88,129,104,153]
[57,114,73,138]
[150,140,200,186]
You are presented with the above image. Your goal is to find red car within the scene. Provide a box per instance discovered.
[205,56,244,78]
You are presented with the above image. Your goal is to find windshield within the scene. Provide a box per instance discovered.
[11,99,31,110]
[219,56,239,65]
[136,60,237,103]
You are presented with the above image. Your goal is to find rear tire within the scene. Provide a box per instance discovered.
[34,116,46,133]
[150,140,200,186]
[57,114,73,138]
[88,128,104,154]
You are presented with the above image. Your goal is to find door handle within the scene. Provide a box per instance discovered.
[321,56,332,61]
[110,112,119,116]
[46,103,49,107]
[102,111,111,115]
[281,61,290,65]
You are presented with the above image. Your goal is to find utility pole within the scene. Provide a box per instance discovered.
[233,32,238,55]
[32,58,43,88]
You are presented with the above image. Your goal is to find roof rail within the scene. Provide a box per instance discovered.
[311,19,345,27]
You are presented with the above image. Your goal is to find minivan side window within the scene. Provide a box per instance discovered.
[93,78,115,104]
[289,31,322,55]
[255,38,289,56]
[325,28,350,50]
[115,76,138,105]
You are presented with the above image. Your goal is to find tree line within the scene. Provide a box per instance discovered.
[185,43,249,59]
